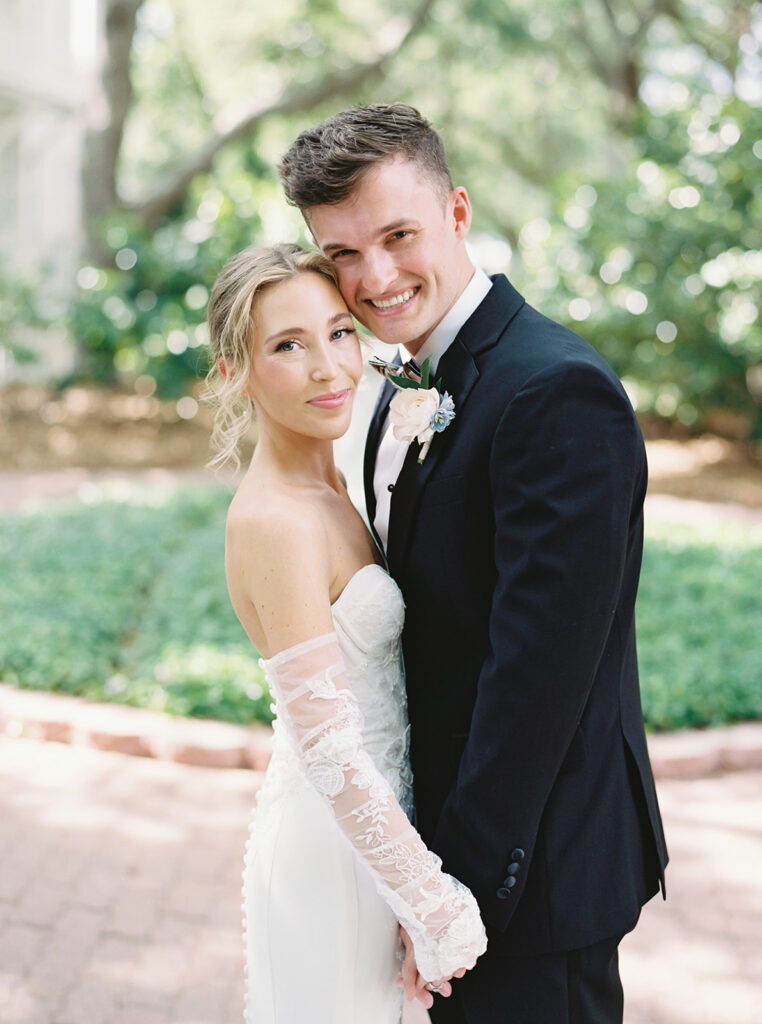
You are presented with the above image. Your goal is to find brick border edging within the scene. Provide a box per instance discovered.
[0,683,273,770]
[2,682,762,778]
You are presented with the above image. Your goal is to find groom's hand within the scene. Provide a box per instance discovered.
[398,926,457,1008]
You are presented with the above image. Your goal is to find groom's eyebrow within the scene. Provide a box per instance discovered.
[322,219,416,254]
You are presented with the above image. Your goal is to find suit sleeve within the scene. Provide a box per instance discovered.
[431,362,645,932]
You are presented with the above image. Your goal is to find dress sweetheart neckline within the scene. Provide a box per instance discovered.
[331,562,391,609]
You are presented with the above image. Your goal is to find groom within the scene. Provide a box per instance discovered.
[280,104,667,1023]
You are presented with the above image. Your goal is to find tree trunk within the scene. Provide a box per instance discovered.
[80,0,144,263]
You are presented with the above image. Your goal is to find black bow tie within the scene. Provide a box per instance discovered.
[369,355,422,385]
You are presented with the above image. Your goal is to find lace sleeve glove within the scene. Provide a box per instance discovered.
[262,632,487,982]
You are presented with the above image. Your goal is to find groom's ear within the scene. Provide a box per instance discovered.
[450,186,472,240]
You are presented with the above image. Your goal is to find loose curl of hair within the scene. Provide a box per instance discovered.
[204,243,339,470]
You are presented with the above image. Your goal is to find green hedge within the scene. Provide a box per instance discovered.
[0,486,271,725]
[637,520,762,730]
[0,488,759,731]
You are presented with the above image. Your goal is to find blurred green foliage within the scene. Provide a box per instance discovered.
[0,262,53,367]
[519,93,762,435]
[0,488,760,731]
[0,486,272,725]
[638,519,762,728]
[66,178,269,397]
[60,0,762,434]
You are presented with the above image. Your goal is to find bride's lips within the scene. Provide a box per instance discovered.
[307,389,351,410]
[365,286,420,316]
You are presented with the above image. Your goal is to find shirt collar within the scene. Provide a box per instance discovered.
[399,266,492,375]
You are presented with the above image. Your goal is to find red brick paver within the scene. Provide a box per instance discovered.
[0,735,255,1024]
[1,735,761,1024]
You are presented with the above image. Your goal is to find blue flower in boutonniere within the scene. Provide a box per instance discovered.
[387,356,455,464]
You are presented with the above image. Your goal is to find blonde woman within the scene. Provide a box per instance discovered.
[206,244,486,1024]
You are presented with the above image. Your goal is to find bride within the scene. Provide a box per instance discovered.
[205,243,487,1023]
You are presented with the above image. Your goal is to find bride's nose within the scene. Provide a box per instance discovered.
[310,343,340,382]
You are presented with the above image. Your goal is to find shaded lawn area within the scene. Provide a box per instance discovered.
[0,484,759,731]
[0,486,271,725]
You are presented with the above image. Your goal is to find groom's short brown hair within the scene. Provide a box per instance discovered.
[279,103,454,213]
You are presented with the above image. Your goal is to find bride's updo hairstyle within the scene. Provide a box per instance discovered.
[205,243,339,469]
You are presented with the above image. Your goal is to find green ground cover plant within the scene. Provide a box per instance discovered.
[0,485,271,725]
[0,487,759,731]
[637,519,762,730]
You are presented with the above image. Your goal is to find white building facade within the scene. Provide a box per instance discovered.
[0,0,97,378]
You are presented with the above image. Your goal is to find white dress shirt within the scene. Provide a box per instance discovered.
[372,267,493,550]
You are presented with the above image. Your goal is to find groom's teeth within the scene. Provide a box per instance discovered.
[371,289,415,310]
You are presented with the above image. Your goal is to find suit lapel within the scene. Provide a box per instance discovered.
[363,376,396,530]
[385,275,526,572]
[386,339,480,571]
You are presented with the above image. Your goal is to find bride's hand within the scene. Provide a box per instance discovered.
[399,926,458,1008]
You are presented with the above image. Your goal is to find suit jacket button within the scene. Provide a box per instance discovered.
[502,875,517,889]
[506,863,520,875]
[387,483,395,492]
[511,848,525,861]
[496,887,512,899]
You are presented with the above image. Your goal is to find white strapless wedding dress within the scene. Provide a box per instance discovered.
[241,563,486,1024]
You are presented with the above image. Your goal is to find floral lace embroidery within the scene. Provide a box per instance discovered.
[261,632,487,982]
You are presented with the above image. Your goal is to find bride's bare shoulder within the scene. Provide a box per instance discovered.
[226,481,326,567]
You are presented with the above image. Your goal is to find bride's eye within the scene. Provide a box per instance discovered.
[275,339,299,352]
[330,327,356,341]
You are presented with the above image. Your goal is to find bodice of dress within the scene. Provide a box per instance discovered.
[266,563,413,813]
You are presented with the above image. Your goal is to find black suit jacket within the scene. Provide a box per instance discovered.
[364,275,667,957]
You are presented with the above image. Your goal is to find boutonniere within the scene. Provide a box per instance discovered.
[387,356,456,464]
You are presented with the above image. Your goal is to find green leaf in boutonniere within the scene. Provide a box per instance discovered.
[420,356,431,390]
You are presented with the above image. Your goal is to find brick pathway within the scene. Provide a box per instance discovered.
[0,736,256,1024]
[1,736,760,1024]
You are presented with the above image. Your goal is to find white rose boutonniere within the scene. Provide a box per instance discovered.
[387,356,456,464]
[390,387,439,444]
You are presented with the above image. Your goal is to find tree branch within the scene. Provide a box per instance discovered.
[593,0,628,45]
[659,0,751,78]
[128,0,437,226]
[497,135,552,188]
[569,4,645,125]
[569,12,619,92]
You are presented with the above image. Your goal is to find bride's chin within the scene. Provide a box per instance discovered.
[300,419,353,442]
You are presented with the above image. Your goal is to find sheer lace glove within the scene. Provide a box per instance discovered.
[262,632,487,982]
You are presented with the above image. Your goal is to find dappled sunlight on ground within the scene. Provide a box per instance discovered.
[1,736,760,1024]
[0,736,257,1023]
[620,771,762,1024]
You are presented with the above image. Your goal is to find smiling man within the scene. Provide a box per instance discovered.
[310,158,474,355]
[279,104,668,1024]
